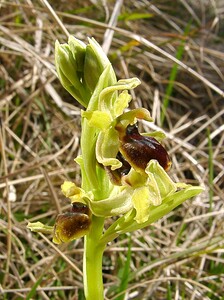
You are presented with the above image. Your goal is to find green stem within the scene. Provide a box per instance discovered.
[83,215,105,300]
[81,100,109,299]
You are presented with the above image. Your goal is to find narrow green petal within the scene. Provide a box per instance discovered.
[116,108,153,128]
[98,77,141,114]
[142,131,166,141]
[61,181,80,197]
[114,90,132,117]
[27,222,54,234]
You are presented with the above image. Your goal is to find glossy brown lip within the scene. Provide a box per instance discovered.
[116,123,172,173]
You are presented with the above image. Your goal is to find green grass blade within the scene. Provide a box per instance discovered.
[26,275,44,300]
[118,12,153,21]
[161,23,192,126]
[207,128,214,217]
[166,282,172,300]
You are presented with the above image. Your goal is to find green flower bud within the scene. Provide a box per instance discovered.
[55,36,116,107]
[55,40,90,106]
[83,38,117,92]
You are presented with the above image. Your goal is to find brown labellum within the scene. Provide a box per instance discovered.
[116,123,171,173]
[53,203,91,243]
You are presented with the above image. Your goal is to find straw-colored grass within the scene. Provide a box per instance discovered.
[0,1,223,299]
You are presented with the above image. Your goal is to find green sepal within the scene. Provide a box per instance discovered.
[117,186,203,236]
[132,186,152,223]
[85,188,133,217]
[116,108,152,129]
[27,222,54,234]
[81,65,117,191]
[146,160,177,198]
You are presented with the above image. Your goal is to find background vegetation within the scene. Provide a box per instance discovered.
[0,0,223,299]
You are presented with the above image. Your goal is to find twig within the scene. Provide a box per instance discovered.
[102,0,123,54]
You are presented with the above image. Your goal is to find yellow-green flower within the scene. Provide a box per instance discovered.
[28,36,203,247]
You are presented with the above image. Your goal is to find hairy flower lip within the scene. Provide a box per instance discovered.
[53,206,92,244]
